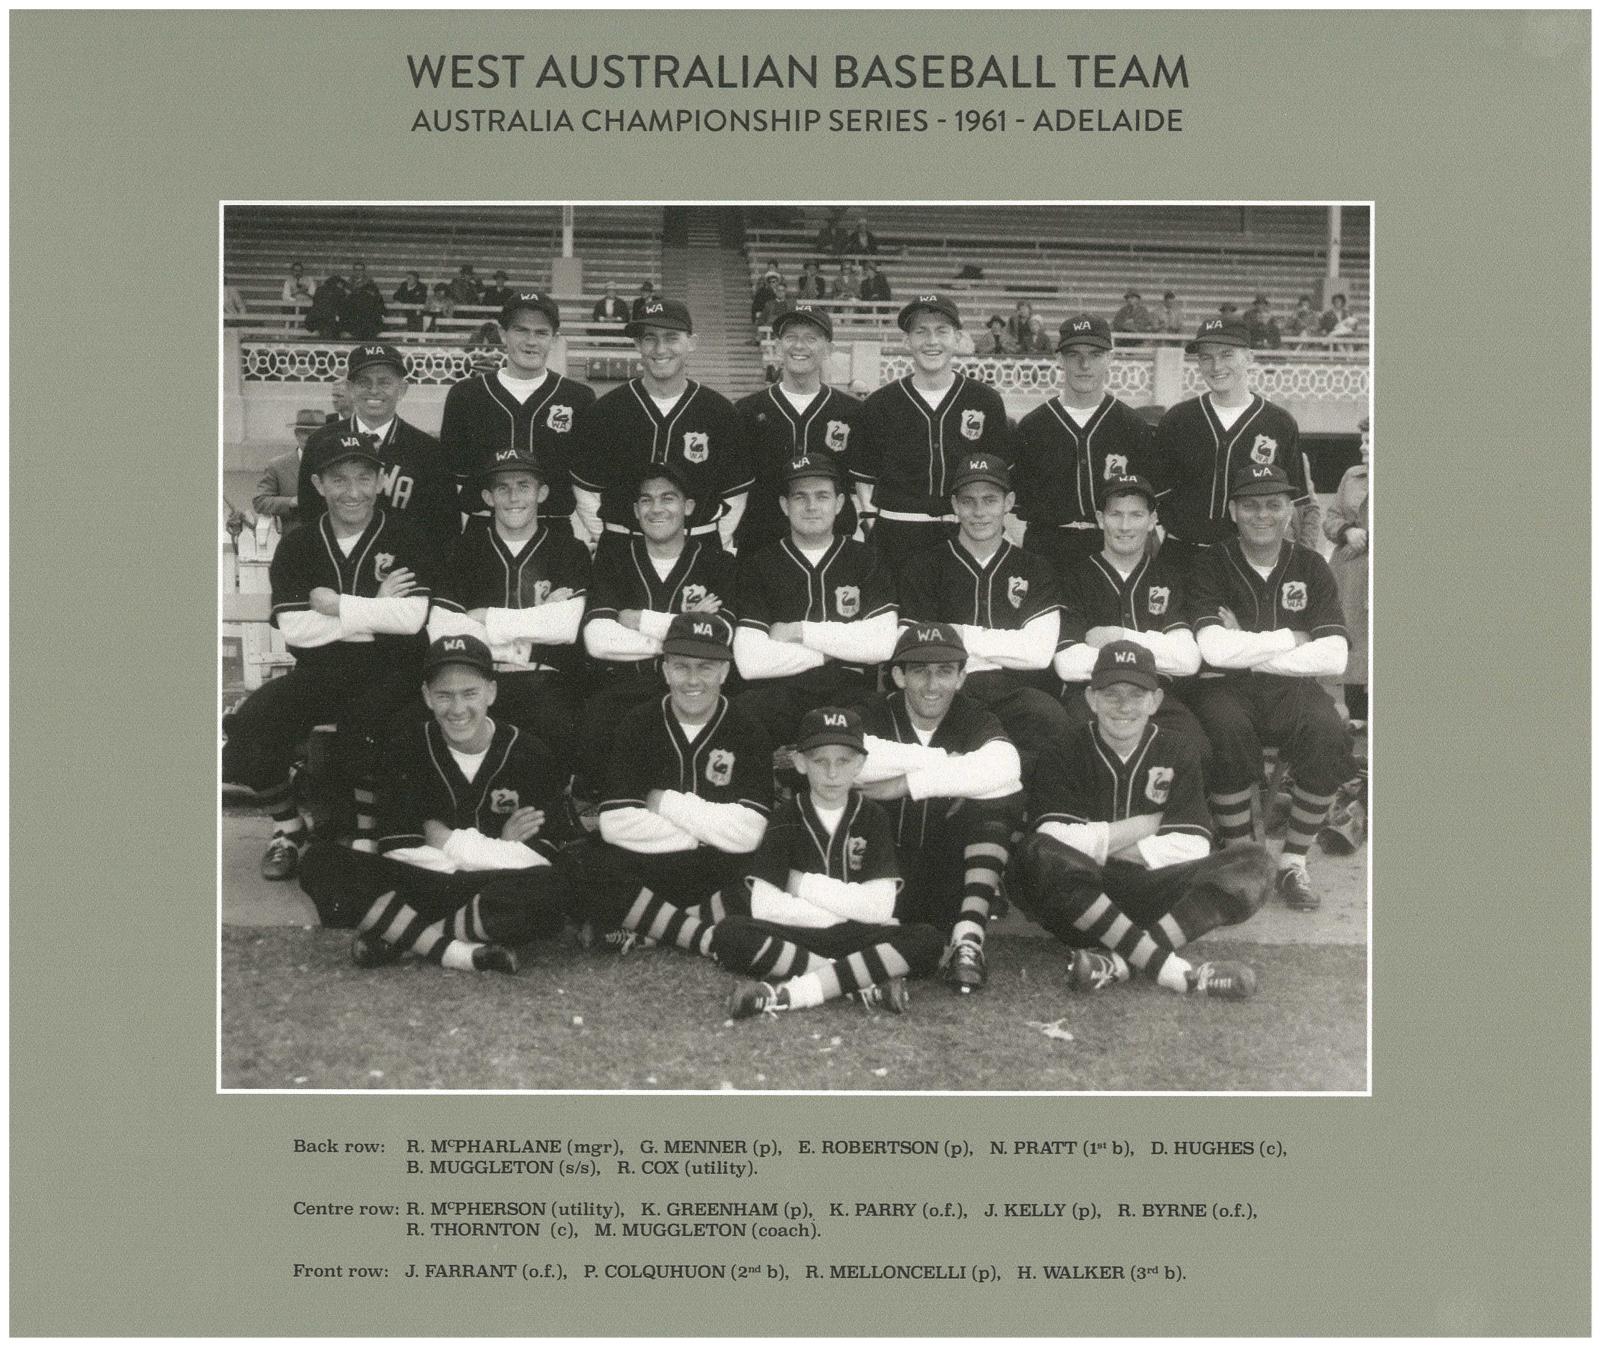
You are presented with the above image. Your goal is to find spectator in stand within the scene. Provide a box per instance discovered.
[304,272,347,337]
[393,270,428,332]
[1004,300,1035,348]
[1113,290,1155,334]
[631,280,657,320]
[840,215,878,256]
[339,261,386,341]
[424,283,455,333]
[223,285,246,317]
[448,265,481,307]
[254,409,324,537]
[467,321,502,372]
[1283,294,1319,340]
[750,266,781,322]
[1157,291,1184,333]
[1022,314,1054,356]
[859,261,891,303]
[1324,416,1370,729]
[480,270,515,309]
[593,283,628,325]
[1244,294,1282,350]
[757,277,790,331]
[815,210,847,255]
[282,260,314,313]
[1319,293,1351,335]
[834,260,861,306]
[797,260,828,300]
[974,315,1020,356]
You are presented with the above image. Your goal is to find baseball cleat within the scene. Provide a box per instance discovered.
[349,931,404,968]
[944,940,987,993]
[856,978,911,1014]
[471,943,519,975]
[259,835,302,881]
[1067,948,1131,992]
[1186,960,1258,1000]
[1276,864,1320,910]
[727,981,785,1020]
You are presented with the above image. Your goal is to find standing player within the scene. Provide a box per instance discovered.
[732,455,898,745]
[436,290,594,535]
[297,634,569,974]
[1013,642,1270,999]
[576,464,738,801]
[718,707,944,1018]
[1187,465,1350,911]
[1153,316,1314,577]
[296,344,459,566]
[896,453,1071,785]
[566,614,772,956]
[853,293,1011,570]
[857,624,1025,993]
[734,301,864,552]
[1011,315,1156,581]
[570,297,752,556]
[222,434,431,877]
[426,445,590,772]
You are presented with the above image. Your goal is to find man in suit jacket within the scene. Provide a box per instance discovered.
[253,408,325,536]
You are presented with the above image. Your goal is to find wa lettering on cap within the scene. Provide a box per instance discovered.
[693,620,714,637]
[916,626,943,642]
[917,293,938,302]
[339,435,363,449]
[644,301,664,314]
[494,449,522,462]
[1251,466,1274,479]
[443,638,467,652]
[823,712,846,727]
[1071,319,1092,331]
[1113,649,1137,664]
[1200,319,1224,334]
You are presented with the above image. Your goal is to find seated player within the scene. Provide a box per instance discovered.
[426,445,590,773]
[719,707,944,1018]
[297,635,569,974]
[732,455,897,744]
[896,452,1071,786]
[1053,475,1209,753]
[856,623,1025,993]
[1187,464,1351,912]
[221,433,430,879]
[1012,641,1271,999]
[565,614,772,955]
[577,463,738,801]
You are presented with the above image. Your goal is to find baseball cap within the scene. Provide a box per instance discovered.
[1057,314,1113,352]
[1123,289,1142,301]
[344,344,407,379]
[635,460,693,497]
[306,431,382,476]
[661,612,734,661]
[782,453,842,488]
[897,292,962,330]
[500,289,560,330]
[480,445,544,481]
[1229,464,1295,499]
[626,297,693,338]
[1090,640,1160,691]
[423,633,495,680]
[949,453,1011,494]
[1186,317,1250,352]
[771,302,833,341]
[892,621,968,666]
[1099,475,1158,509]
[795,706,866,754]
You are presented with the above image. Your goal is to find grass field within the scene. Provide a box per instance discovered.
[221,925,1366,1093]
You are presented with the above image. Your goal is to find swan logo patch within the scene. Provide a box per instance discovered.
[826,420,850,452]
[1282,581,1307,612]
[490,789,519,814]
[373,552,395,580]
[706,749,734,787]
[683,432,709,464]
[1250,434,1278,465]
[1008,576,1028,609]
[846,836,868,873]
[960,410,985,441]
[1145,767,1173,806]
[547,404,573,433]
[835,585,860,618]
[1147,586,1170,616]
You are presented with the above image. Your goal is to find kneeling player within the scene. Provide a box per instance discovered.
[718,707,944,1018]
[1013,642,1271,999]
[297,635,569,974]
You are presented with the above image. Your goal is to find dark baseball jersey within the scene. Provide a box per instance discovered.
[1012,394,1155,532]
[1031,721,1212,843]
[437,369,595,524]
[432,522,591,677]
[746,791,902,890]
[570,379,753,538]
[854,373,1011,517]
[735,536,896,675]
[1188,538,1347,678]
[296,417,459,564]
[584,537,738,680]
[1153,394,1308,546]
[733,383,865,551]
[268,508,432,669]
[1060,550,1191,653]
[859,690,1012,851]
[377,719,565,862]
[600,695,773,822]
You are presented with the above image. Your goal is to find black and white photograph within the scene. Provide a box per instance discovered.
[219,202,1372,1094]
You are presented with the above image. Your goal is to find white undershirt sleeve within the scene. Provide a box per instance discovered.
[857,735,950,783]
[655,790,766,853]
[636,608,675,640]
[1052,642,1099,683]
[800,610,899,664]
[1038,819,1110,867]
[905,739,1022,801]
[428,606,490,643]
[1120,627,1203,677]
[584,617,662,661]
[1257,633,1348,678]
[1196,625,1298,669]
[1136,831,1211,869]
[794,872,899,924]
[734,626,827,680]
[747,876,838,928]
[484,596,585,647]
[277,610,346,648]
[338,594,428,636]
[598,807,698,853]
[441,828,547,871]
[960,613,1059,670]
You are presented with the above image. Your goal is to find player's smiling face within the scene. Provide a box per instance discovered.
[348,365,406,425]
[635,326,693,387]
[953,481,1012,547]
[780,476,843,544]
[905,313,956,375]
[662,654,729,721]
[778,321,829,379]
[1194,343,1250,398]
[893,660,964,725]
[312,457,379,528]
[423,665,497,753]
[1058,343,1110,400]
[1229,491,1294,548]
[1086,681,1161,748]
[1096,492,1156,559]
[482,469,547,534]
[502,311,555,377]
[797,744,864,808]
[634,477,691,542]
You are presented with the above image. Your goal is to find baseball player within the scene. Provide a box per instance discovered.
[732,454,898,744]
[854,292,1011,570]
[718,707,944,1018]
[896,452,1071,787]
[297,634,569,974]
[436,290,595,535]
[1011,314,1157,580]
[733,301,864,553]
[856,623,1025,992]
[576,463,738,803]
[569,297,752,556]
[426,445,591,775]
[222,433,431,878]
[1152,316,1315,577]
[1013,641,1270,999]
[1187,464,1351,911]
[295,344,459,566]
[565,613,772,956]
[1054,475,1209,752]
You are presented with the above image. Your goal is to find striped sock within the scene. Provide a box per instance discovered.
[1283,784,1337,860]
[737,932,824,982]
[1070,891,1182,986]
[623,889,715,957]
[358,890,482,969]
[260,777,304,841]
[350,784,378,854]
[955,835,1010,947]
[1208,788,1255,846]
[792,942,913,1004]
